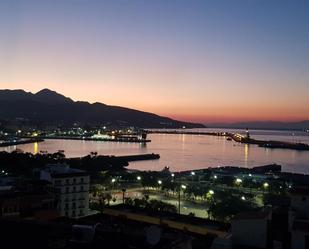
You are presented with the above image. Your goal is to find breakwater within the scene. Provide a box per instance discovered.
[147,130,309,151]
[0,138,44,147]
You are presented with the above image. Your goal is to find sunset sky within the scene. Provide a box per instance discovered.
[0,0,308,123]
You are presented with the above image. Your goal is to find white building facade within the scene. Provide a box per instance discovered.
[40,164,90,218]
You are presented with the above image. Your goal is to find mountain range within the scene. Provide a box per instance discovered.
[207,121,309,131]
[0,89,204,128]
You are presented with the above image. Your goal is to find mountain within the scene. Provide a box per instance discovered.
[207,121,309,131]
[0,89,205,128]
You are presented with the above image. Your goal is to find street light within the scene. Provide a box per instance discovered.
[235,178,243,184]
[191,171,195,176]
[171,173,175,177]
[158,180,162,185]
[263,182,269,188]
[137,176,141,181]
[214,175,217,179]
[178,184,187,214]
[208,190,214,195]
[241,196,246,201]
[111,178,116,199]
[122,188,126,203]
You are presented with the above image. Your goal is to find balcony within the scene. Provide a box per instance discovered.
[55,182,90,187]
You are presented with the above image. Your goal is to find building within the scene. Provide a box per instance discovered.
[289,187,309,249]
[0,192,20,217]
[231,211,271,249]
[0,190,56,219]
[40,164,89,218]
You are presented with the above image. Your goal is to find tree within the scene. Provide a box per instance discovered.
[208,194,258,222]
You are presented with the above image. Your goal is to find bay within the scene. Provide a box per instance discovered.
[2,128,309,174]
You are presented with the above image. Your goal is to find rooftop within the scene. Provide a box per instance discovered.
[289,186,309,196]
[233,211,271,221]
[42,163,88,178]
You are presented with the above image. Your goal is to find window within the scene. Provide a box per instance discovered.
[66,187,69,193]
[55,180,61,185]
[66,179,69,185]
[73,178,76,184]
[80,186,84,191]
[80,178,84,183]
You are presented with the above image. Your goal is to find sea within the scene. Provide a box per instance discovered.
[1,128,309,174]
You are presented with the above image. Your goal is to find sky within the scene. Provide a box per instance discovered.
[0,0,308,124]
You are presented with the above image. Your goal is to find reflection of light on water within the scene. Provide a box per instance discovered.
[182,134,186,150]
[244,144,249,167]
[181,134,186,143]
[33,142,38,154]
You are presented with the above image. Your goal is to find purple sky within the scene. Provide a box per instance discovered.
[1,0,308,123]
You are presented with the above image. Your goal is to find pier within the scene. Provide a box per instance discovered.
[229,133,309,151]
[0,138,44,147]
[116,153,160,161]
[22,136,151,143]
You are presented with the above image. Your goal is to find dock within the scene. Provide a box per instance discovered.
[24,136,151,143]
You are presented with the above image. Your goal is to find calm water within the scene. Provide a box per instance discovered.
[2,129,309,174]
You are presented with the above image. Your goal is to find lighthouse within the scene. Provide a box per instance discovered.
[245,128,250,139]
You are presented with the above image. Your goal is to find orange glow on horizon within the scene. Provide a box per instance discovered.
[2,84,309,124]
